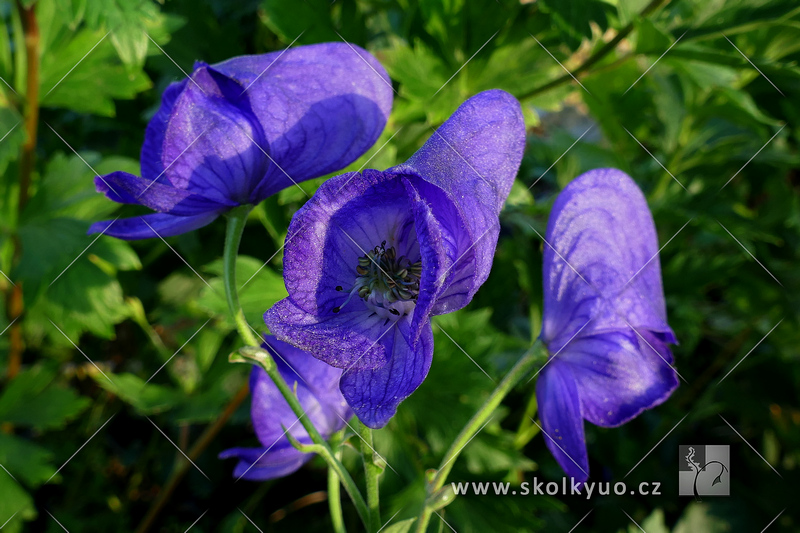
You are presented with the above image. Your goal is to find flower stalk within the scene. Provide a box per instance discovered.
[328,430,347,533]
[358,421,382,532]
[414,339,549,532]
[222,208,370,528]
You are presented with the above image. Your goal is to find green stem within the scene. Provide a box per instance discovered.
[414,340,549,533]
[223,205,261,347]
[518,0,671,101]
[222,210,370,528]
[359,421,381,532]
[328,431,347,533]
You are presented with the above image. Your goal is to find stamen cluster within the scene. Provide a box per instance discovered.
[334,241,422,318]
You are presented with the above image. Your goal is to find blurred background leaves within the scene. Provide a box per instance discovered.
[0,0,798,531]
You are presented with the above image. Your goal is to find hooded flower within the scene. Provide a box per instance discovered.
[89,42,393,240]
[219,336,351,481]
[264,90,525,428]
[536,168,679,482]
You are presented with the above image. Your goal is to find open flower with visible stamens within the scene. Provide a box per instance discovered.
[219,336,351,481]
[536,168,679,482]
[264,90,526,428]
[89,43,392,240]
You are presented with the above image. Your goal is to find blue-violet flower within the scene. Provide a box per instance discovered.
[90,42,393,239]
[536,168,679,481]
[219,336,350,480]
[264,90,526,428]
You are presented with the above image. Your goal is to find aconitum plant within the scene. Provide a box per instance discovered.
[536,168,679,481]
[89,43,392,239]
[264,90,526,428]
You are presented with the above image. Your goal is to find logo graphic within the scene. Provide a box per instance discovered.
[679,445,730,497]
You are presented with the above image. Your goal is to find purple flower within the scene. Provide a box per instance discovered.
[264,90,525,428]
[219,336,351,481]
[89,43,393,240]
[536,168,679,481]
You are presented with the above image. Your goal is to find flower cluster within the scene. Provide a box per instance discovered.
[92,42,678,484]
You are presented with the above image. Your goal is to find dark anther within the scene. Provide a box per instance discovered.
[389,308,400,315]
[335,286,343,291]
[333,306,341,313]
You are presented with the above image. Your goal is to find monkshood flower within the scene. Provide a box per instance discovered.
[264,90,525,428]
[219,336,350,481]
[536,168,679,482]
[89,43,393,240]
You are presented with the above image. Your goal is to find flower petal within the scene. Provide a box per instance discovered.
[213,42,393,200]
[559,331,679,427]
[390,89,525,305]
[218,444,310,481]
[536,361,589,482]
[140,64,272,205]
[94,172,236,215]
[265,295,394,371]
[541,168,675,352]
[339,321,433,428]
[87,211,221,240]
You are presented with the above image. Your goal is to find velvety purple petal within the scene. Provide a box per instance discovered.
[339,321,433,428]
[536,361,589,482]
[87,211,220,240]
[140,64,271,205]
[140,79,187,183]
[558,331,679,427]
[212,42,393,200]
[94,172,236,215]
[389,90,525,306]
[265,298,394,371]
[218,444,310,481]
[541,168,675,352]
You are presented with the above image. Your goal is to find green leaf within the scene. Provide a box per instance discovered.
[23,252,131,345]
[39,25,151,116]
[0,106,24,179]
[22,152,139,222]
[0,475,36,533]
[0,433,57,487]
[0,365,90,430]
[629,508,670,533]
[674,502,732,533]
[635,18,673,55]
[260,0,339,44]
[538,0,614,48]
[197,255,288,331]
[92,372,182,414]
[382,518,417,533]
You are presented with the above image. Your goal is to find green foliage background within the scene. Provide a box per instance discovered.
[1,0,799,531]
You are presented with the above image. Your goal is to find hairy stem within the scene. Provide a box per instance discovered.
[415,340,549,532]
[359,421,381,531]
[518,0,671,101]
[222,209,371,528]
[328,431,347,533]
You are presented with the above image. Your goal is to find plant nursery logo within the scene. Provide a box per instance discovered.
[678,445,730,497]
